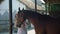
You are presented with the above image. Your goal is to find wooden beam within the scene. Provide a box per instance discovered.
[18,0,44,10]
[18,0,43,11]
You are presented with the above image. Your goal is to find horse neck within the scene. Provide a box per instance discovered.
[28,17,43,34]
[28,17,42,30]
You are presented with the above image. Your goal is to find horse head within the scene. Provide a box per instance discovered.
[14,8,26,27]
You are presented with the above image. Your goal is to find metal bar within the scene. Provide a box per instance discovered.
[35,0,37,12]
[9,0,13,34]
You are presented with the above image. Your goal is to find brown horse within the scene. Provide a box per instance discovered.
[15,9,60,34]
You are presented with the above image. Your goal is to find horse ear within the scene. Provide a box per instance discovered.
[22,8,24,11]
[18,7,21,14]
[18,7,20,11]
[21,8,24,15]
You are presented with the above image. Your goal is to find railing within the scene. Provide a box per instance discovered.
[0,20,9,32]
[0,20,15,33]
[0,20,34,33]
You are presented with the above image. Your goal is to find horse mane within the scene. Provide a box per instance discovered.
[20,10,52,22]
[22,10,42,19]
[20,10,60,23]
